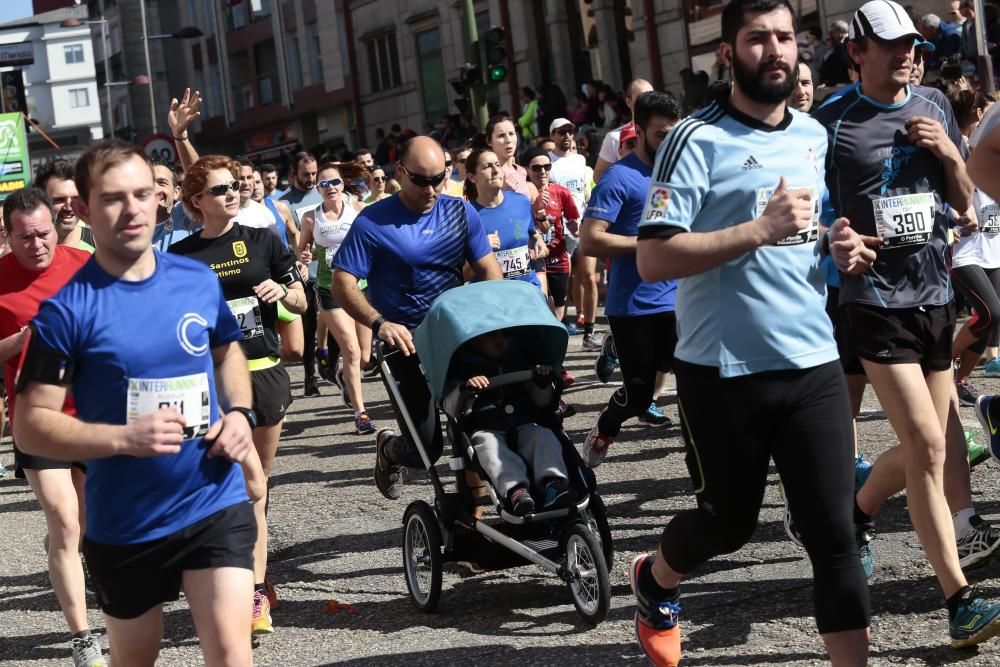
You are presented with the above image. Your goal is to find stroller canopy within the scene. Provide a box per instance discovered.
[414,280,569,401]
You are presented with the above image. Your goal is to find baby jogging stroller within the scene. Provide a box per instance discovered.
[376,280,613,625]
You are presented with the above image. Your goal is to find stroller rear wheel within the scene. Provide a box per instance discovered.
[561,523,611,625]
[402,500,443,612]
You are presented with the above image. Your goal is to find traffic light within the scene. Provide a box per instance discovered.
[451,64,481,114]
[0,70,27,115]
[483,27,507,83]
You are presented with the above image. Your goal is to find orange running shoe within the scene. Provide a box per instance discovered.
[629,554,681,667]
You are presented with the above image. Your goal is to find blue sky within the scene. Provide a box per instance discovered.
[0,0,36,25]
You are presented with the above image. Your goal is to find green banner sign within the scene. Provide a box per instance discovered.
[0,112,29,200]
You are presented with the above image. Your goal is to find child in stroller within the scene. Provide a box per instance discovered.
[446,329,575,516]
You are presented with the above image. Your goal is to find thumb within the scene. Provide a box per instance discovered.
[494,229,499,235]
[774,176,788,194]
[203,417,223,443]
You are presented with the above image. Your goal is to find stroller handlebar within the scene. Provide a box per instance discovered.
[442,370,536,418]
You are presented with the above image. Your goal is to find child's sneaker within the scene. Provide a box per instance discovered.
[542,478,575,509]
[508,487,535,516]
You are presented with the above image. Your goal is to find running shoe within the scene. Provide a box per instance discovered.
[857,523,875,579]
[576,314,585,329]
[355,411,376,435]
[252,590,274,635]
[968,432,990,468]
[335,367,352,409]
[71,634,106,667]
[264,568,278,608]
[629,554,682,667]
[957,380,980,408]
[957,516,1000,569]
[564,322,581,336]
[561,368,576,388]
[542,478,575,509]
[362,356,380,378]
[582,332,602,351]
[855,453,873,490]
[303,376,320,397]
[559,400,576,418]
[638,403,671,427]
[974,395,1000,462]
[582,417,615,467]
[950,588,1000,649]
[374,428,404,500]
[985,359,1000,377]
[316,348,335,383]
[594,335,620,383]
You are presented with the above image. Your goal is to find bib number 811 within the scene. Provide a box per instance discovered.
[891,210,927,234]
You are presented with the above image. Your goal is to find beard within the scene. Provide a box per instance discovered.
[732,53,798,104]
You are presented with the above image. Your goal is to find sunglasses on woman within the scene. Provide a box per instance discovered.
[399,164,446,188]
[530,163,553,172]
[318,178,343,189]
[372,176,386,183]
[202,181,240,196]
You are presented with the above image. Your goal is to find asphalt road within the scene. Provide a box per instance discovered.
[2,331,1000,666]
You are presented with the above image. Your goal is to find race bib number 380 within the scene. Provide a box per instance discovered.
[495,245,531,278]
[756,186,820,246]
[127,373,211,440]
[227,296,264,340]
[873,193,935,249]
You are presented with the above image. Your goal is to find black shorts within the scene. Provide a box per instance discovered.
[842,302,955,373]
[532,257,546,273]
[826,287,865,377]
[315,285,341,312]
[609,311,677,375]
[83,502,255,619]
[12,439,86,480]
[252,363,292,426]
[548,272,570,307]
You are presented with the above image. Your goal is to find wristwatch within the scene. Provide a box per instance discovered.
[229,406,258,429]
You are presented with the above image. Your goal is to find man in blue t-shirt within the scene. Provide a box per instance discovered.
[578,91,681,467]
[627,1,876,664]
[14,140,258,665]
[333,136,501,500]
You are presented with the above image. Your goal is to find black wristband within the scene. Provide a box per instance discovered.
[229,406,258,429]
[372,316,386,336]
[820,233,831,257]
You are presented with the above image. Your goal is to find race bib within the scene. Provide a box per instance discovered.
[872,193,935,249]
[755,186,820,246]
[126,373,211,440]
[227,296,264,340]
[495,245,531,278]
[980,203,1000,235]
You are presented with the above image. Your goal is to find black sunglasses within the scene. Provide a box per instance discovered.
[530,163,553,172]
[203,181,240,196]
[372,176,386,182]
[399,164,447,188]
[445,160,453,167]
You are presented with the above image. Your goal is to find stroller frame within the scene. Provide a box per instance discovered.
[376,341,613,625]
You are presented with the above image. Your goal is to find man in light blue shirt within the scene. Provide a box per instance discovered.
[624,0,875,664]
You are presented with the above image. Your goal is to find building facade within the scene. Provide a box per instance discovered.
[0,4,104,169]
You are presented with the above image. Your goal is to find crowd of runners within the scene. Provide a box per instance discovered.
[3,0,1000,664]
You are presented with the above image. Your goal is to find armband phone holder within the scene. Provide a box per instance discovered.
[14,324,75,392]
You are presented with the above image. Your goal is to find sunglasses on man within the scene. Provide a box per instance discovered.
[399,164,447,188]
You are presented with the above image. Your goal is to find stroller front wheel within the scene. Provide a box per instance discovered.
[561,522,611,625]
[402,500,443,612]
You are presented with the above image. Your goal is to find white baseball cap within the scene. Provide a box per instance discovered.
[549,118,576,135]
[848,0,936,50]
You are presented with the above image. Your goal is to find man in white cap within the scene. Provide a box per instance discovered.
[548,118,600,348]
[816,0,1000,649]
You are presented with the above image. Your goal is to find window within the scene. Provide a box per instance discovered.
[69,87,89,108]
[64,44,84,64]
[415,27,447,125]
[307,23,322,85]
[365,32,401,93]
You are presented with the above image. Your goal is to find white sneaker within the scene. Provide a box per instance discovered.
[581,415,615,468]
[71,634,106,667]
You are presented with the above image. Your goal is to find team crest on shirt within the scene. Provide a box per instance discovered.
[232,240,247,258]
[644,187,670,221]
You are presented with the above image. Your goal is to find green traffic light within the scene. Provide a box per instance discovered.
[489,65,508,82]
